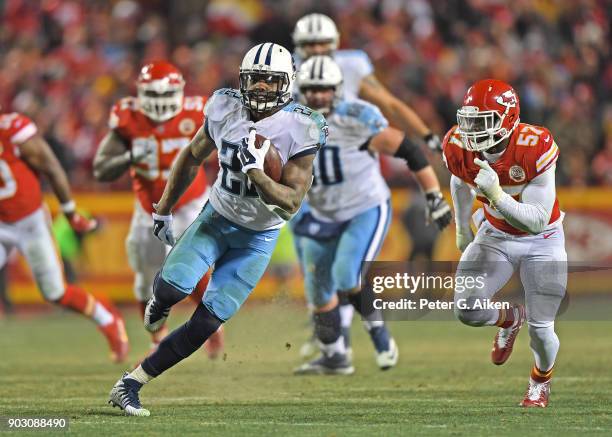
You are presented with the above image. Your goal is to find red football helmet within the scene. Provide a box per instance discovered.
[137,61,185,122]
[456,79,520,151]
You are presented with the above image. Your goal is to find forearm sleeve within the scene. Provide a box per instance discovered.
[493,165,556,234]
[450,175,475,230]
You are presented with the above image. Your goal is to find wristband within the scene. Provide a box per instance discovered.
[60,200,76,214]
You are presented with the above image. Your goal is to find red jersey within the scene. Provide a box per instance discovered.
[0,113,42,223]
[443,122,561,235]
[109,96,208,214]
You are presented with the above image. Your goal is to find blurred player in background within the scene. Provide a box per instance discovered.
[292,13,449,358]
[93,61,223,359]
[108,43,328,416]
[293,56,451,375]
[443,79,566,407]
[0,110,128,362]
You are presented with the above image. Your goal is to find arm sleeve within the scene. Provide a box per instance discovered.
[450,175,476,231]
[359,103,388,137]
[493,165,557,234]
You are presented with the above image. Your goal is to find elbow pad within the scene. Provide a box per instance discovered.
[394,136,429,171]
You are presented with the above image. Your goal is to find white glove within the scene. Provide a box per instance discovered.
[130,138,157,163]
[152,211,175,246]
[238,129,270,174]
[423,133,442,153]
[456,227,474,252]
[474,158,504,204]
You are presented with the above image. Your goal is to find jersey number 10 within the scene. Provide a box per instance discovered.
[312,145,343,186]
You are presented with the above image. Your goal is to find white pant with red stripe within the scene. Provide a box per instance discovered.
[0,208,65,300]
[126,191,208,302]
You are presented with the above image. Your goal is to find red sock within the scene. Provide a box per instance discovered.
[59,285,96,316]
[189,270,210,305]
[531,365,553,383]
[138,301,147,319]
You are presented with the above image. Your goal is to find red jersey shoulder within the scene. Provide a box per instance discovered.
[0,112,37,145]
[109,97,139,132]
[510,123,558,178]
[109,96,205,136]
[442,125,474,179]
[182,95,206,115]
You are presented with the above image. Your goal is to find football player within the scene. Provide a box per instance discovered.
[292,13,441,152]
[108,43,328,416]
[293,56,452,375]
[0,111,128,362]
[93,61,223,359]
[443,79,566,407]
[292,13,449,357]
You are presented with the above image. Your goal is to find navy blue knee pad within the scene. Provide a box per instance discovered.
[153,272,189,307]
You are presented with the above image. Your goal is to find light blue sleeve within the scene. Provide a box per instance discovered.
[335,100,388,137]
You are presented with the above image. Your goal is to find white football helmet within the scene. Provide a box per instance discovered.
[239,42,295,113]
[292,13,339,59]
[297,55,343,115]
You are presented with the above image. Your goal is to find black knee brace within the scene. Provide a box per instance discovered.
[313,305,341,344]
[153,272,189,307]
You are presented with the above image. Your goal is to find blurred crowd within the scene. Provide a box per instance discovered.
[1,0,610,188]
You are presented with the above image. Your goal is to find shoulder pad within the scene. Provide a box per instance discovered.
[334,49,374,75]
[182,95,206,113]
[204,88,243,123]
[283,103,328,148]
[0,112,37,144]
[109,97,138,130]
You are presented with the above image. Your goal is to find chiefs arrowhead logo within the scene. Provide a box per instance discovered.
[509,165,526,182]
[496,90,517,108]
[179,118,196,135]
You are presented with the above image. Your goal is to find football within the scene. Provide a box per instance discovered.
[254,133,283,182]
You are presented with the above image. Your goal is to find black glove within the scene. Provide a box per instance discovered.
[425,191,452,230]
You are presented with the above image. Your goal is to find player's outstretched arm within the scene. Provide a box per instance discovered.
[155,126,215,215]
[450,175,476,251]
[93,131,132,182]
[370,127,452,229]
[359,75,440,150]
[19,135,96,231]
[247,153,315,216]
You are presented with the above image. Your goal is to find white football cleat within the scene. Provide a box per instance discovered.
[375,338,399,370]
[520,377,551,408]
[109,372,151,416]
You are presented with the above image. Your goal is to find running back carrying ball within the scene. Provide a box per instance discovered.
[254,133,283,182]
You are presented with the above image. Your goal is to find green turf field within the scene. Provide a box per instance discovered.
[1,302,611,436]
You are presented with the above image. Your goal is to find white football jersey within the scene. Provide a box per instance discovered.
[293,49,374,100]
[204,89,328,231]
[307,98,390,222]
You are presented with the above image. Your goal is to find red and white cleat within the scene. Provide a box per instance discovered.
[520,377,551,408]
[491,304,526,365]
[99,308,130,363]
[203,325,225,360]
